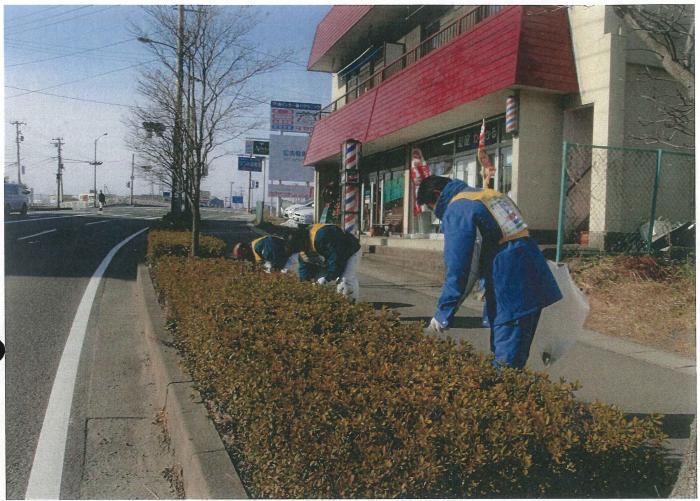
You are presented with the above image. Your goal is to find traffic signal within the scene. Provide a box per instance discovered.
[255,181,259,188]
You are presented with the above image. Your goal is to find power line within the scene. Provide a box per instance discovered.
[6,6,63,22]
[5,41,142,64]
[5,6,114,36]
[5,6,90,30]
[5,85,136,109]
[6,38,135,68]
[7,60,157,98]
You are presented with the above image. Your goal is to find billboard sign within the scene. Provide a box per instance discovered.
[237,156,263,172]
[231,195,244,204]
[270,101,321,133]
[245,139,270,156]
[269,134,314,183]
[267,184,313,198]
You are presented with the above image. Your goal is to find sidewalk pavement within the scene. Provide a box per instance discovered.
[358,253,696,459]
[246,221,694,463]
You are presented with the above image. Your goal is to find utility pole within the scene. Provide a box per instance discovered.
[247,171,252,212]
[130,154,135,206]
[91,133,107,207]
[51,138,64,208]
[11,121,26,184]
[171,4,185,216]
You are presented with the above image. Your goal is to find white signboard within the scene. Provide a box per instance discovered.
[269,134,314,183]
[268,184,313,198]
[270,101,321,133]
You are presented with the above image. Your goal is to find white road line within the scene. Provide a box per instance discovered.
[17,229,57,241]
[4,215,87,225]
[25,227,149,499]
[85,220,110,226]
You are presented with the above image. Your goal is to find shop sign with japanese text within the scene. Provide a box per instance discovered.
[270,101,321,133]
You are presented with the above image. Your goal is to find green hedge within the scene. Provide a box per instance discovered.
[150,249,670,498]
[146,229,226,262]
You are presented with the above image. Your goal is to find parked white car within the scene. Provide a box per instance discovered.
[283,200,312,219]
[292,205,314,225]
[4,182,30,216]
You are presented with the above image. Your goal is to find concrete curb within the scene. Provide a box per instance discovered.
[137,264,247,499]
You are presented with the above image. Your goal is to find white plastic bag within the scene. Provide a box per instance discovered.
[532,261,589,366]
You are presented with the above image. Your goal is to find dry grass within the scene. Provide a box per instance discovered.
[569,255,695,359]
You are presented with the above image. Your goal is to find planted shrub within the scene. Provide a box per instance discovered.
[150,251,670,498]
[147,229,226,262]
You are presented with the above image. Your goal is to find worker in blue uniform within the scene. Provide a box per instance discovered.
[232,235,297,273]
[417,175,562,369]
[287,223,362,301]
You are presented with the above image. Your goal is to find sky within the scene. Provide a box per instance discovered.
[3,4,332,202]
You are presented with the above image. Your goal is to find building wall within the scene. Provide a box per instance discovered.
[568,6,626,244]
[623,63,694,150]
[512,90,564,231]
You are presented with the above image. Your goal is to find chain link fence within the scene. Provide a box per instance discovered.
[556,143,694,259]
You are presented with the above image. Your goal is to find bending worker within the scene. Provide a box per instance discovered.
[232,235,297,273]
[417,175,562,369]
[288,224,361,301]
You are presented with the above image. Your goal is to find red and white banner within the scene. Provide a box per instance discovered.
[410,148,431,216]
[477,118,496,187]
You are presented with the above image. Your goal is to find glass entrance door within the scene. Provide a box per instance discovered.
[454,154,480,187]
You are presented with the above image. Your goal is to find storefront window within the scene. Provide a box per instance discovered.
[360,148,405,235]
[409,115,512,235]
[499,146,513,198]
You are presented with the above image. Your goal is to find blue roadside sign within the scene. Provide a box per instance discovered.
[231,195,244,204]
[238,156,263,172]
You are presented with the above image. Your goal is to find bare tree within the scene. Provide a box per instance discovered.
[614,5,694,148]
[130,5,290,256]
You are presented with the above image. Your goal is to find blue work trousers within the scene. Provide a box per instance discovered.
[490,310,541,369]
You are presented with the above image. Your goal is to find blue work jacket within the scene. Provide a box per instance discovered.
[252,236,290,270]
[433,179,562,327]
[298,224,361,281]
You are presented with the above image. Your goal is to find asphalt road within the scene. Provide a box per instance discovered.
[4,206,253,499]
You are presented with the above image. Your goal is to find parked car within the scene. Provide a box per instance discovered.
[4,182,30,216]
[283,200,312,219]
[292,204,314,225]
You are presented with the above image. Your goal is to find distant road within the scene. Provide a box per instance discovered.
[4,205,255,498]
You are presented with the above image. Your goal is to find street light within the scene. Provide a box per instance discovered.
[137,6,185,216]
[93,132,107,207]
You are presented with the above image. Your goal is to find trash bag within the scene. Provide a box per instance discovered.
[532,261,589,366]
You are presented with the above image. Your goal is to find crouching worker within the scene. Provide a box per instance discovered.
[287,224,361,301]
[417,175,562,369]
[232,235,297,274]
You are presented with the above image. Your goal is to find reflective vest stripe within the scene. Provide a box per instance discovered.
[309,224,329,253]
[449,189,529,245]
[250,237,265,263]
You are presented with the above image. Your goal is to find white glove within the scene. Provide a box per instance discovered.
[263,262,273,274]
[280,268,288,274]
[429,317,447,333]
[316,277,327,286]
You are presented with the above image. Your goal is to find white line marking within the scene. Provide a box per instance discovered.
[4,215,87,224]
[17,229,57,241]
[85,220,110,226]
[25,227,149,499]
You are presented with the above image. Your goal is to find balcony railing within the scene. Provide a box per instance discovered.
[319,5,505,118]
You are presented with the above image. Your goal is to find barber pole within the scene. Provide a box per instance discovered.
[341,140,360,235]
[506,95,517,133]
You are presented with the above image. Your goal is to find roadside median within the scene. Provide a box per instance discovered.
[137,262,247,499]
[145,229,675,498]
